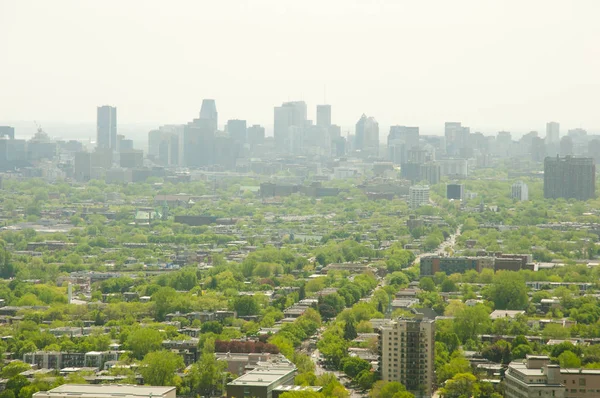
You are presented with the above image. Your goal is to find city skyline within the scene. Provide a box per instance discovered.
[2,0,600,132]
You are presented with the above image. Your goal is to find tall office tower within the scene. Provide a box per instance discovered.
[444,122,470,156]
[355,114,380,157]
[559,136,573,156]
[388,126,419,164]
[408,185,430,209]
[273,101,307,151]
[183,119,216,168]
[247,125,265,148]
[495,131,512,157]
[589,139,600,165]
[420,163,441,185]
[74,151,92,182]
[148,129,163,158]
[97,106,117,150]
[544,156,595,200]
[156,133,179,166]
[199,99,218,131]
[512,181,529,201]
[0,126,15,140]
[379,317,435,398]
[530,136,546,162]
[545,121,560,157]
[546,122,560,144]
[226,120,247,144]
[316,104,332,127]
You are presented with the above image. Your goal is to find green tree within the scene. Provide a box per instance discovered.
[340,357,371,378]
[234,296,260,316]
[419,277,435,292]
[201,321,224,335]
[453,304,491,343]
[186,352,228,396]
[485,271,528,310]
[370,381,414,398]
[439,373,477,398]
[558,351,582,368]
[140,350,183,386]
[1,362,30,378]
[126,328,164,360]
[343,319,358,341]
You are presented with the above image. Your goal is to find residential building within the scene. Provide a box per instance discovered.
[512,181,529,201]
[379,316,435,398]
[409,185,430,209]
[420,256,495,276]
[33,385,176,398]
[446,184,464,200]
[96,105,117,150]
[543,156,595,200]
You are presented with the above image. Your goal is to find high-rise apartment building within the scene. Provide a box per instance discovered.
[408,185,430,209]
[355,114,379,157]
[544,156,595,200]
[511,181,529,201]
[316,105,331,127]
[97,106,117,150]
[379,317,435,398]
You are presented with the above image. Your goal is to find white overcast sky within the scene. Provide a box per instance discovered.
[1,0,599,136]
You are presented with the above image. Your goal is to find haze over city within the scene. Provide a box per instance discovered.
[2,0,600,139]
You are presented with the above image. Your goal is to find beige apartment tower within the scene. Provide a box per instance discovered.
[379,316,435,398]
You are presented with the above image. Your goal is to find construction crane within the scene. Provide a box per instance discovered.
[33,120,43,135]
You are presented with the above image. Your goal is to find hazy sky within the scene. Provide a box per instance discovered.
[2,0,599,136]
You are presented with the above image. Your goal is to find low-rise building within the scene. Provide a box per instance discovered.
[33,385,176,398]
[503,355,600,398]
[227,365,297,398]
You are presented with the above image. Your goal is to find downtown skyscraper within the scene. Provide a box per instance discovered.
[97,106,117,150]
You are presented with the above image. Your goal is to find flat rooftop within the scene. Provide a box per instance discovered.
[228,367,296,387]
[35,384,175,398]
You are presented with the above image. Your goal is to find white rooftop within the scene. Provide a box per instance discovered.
[34,384,175,398]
